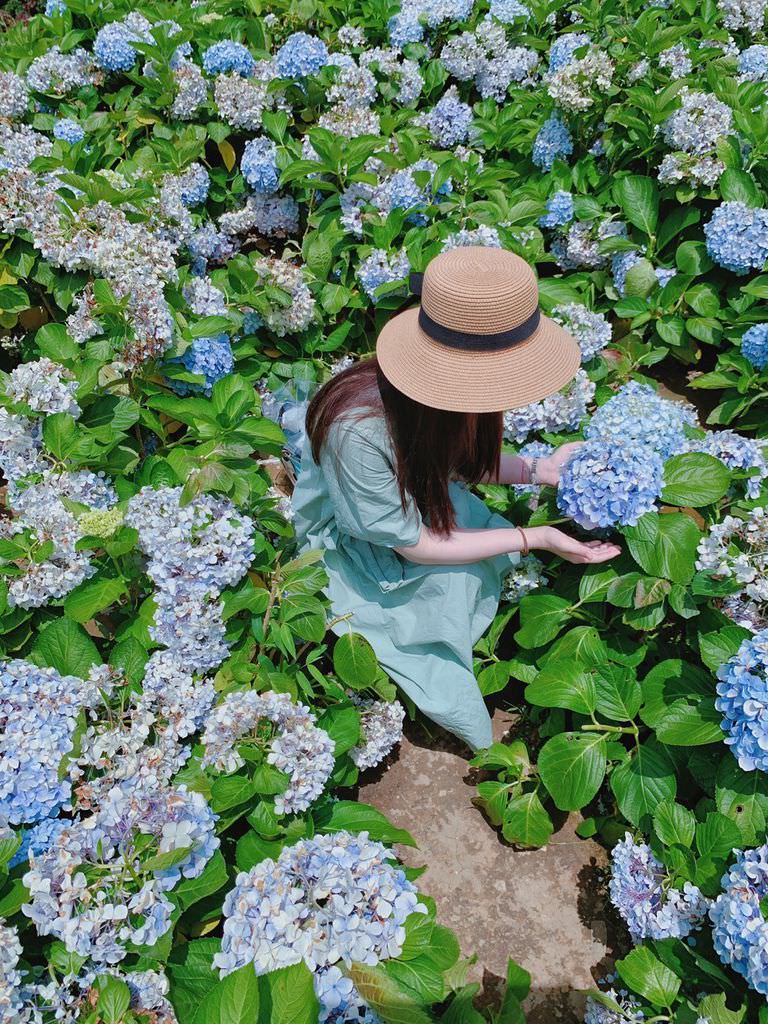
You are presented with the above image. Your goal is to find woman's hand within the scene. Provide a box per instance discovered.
[540,526,621,564]
[534,442,583,486]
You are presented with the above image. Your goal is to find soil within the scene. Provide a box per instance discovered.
[358,708,627,1023]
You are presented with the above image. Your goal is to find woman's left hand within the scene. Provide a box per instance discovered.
[535,442,583,486]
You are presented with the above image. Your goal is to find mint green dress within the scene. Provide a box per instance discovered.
[292,410,519,751]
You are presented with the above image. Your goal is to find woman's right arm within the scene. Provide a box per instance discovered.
[395,525,620,565]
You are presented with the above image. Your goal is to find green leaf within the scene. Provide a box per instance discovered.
[617,947,680,1008]
[35,321,80,361]
[623,511,700,584]
[316,703,361,756]
[63,575,127,623]
[699,626,750,673]
[716,756,768,842]
[613,175,659,235]
[538,732,607,811]
[95,976,131,1024]
[386,954,445,1004]
[501,790,554,848]
[654,699,722,746]
[0,284,30,314]
[625,259,659,299]
[696,993,746,1024]
[109,637,149,685]
[42,412,79,460]
[30,617,101,677]
[333,632,379,688]
[640,659,715,728]
[653,799,696,848]
[515,594,571,648]
[611,741,677,826]
[696,811,743,860]
[174,851,228,912]
[191,964,259,1024]
[314,801,416,846]
[676,240,713,276]
[719,168,761,207]
[0,833,21,867]
[264,962,319,1024]
[210,775,256,813]
[525,660,597,714]
[661,453,730,507]
[594,665,642,721]
[346,963,434,1024]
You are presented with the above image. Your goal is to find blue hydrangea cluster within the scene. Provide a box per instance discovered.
[715,630,768,772]
[609,833,711,942]
[240,137,279,194]
[243,311,262,334]
[710,843,768,995]
[178,163,210,207]
[584,380,698,458]
[548,32,591,72]
[488,0,530,21]
[45,0,67,15]
[93,18,146,72]
[539,190,574,228]
[357,248,410,301]
[741,323,768,370]
[201,41,256,78]
[422,86,474,147]
[52,118,84,144]
[704,202,768,275]
[275,32,329,79]
[532,113,573,171]
[375,159,452,225]
[557,439,664,529]
[388,11,425,48]
[175,334,234,395]
[9,816,67,869]
[738,44,768,82]
[0,660,103,825]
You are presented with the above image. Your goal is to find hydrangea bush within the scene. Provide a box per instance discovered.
[4,0,768,1020]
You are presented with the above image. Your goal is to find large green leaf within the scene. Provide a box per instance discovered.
[515,594,571,648]
[716,757,768,843]
[29,617,102,676]
[654,699,723,746]
[63,575,127,623]
[617,947,681,1008]
[347,963,434,1024]
[652,800,695,848]
[696,811,743,861]
[538,733,607,811]
[661,452,730,507]
[333,632,379,688]
[611,741,677,826]
[314,801,416,846]
[623,512,700,584]
[613,174,659,235]
[501,790,554,848]
[191,965,259,1024]
[263,963,319,1024]
[386,955,445,1004]
[525,660,597,714]
[640,659,715,729]
[167,940,221,1024]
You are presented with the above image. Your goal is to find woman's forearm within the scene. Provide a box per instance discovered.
[480,453,532,486]
[395,525,550,565]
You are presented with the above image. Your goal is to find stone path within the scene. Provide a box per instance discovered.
[359,709,621,1022]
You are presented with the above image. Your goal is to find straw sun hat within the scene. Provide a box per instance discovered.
[376,246,581,414]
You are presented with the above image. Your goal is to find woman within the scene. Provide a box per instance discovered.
[293,247,619,751]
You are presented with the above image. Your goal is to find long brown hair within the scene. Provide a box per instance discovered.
[305,358,503,535]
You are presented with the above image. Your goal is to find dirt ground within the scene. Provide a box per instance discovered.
[358,708,624,1023]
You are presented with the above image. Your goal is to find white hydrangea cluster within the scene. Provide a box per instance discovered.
[246,257,316,335]
[66,284,103,344]
[359,47,424,106]
[171,59,208,120]
[0,122,53,171]
[201,689,335,814]
[349,697,406,770]
[126,486,254,671]
[25,46,98,94]
[659,89,732,187]
[214,832,426,1019]
[5,357,80,416]
[696,509,768,632]
[718,0,768,32]
[214,72,271,129]
[217,194,300,240]
[23,783,219,964]
[504,368,595,442]
[0,921,26,1020]
[552,303,612,362]
[501,554,548,602]
[546,46,614,111]
[441,225,502,250]
[182,275,227,316]
[440,21,539,101]
[0,72,29,119]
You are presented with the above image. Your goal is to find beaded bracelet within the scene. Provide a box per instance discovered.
[516,526,529,557]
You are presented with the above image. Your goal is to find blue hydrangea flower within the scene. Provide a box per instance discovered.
[584,380,698,458]
[388,11,425,47]
[548,32,591,72]
[557,439,664,528]
[240,138,279,194]
[610,832,710,942]
[9,816,68,869]
[243,312,262,334]
[738,45,768,82]
[532,113,573,171]
[45,0,67,14]
[275,32,329,79]
[357,249,410,302]
[178,164,210,208]
[711,843,768,995]
[716,631,768,772]
[173,334,234,395]
[53,118,84,144]
[202,41,256,78]
[741,323,768,370]
[487,0,530,22]
[422,86,473,147]
[704,202,768,275]
[94,22,141,72]
[539,190,574,228]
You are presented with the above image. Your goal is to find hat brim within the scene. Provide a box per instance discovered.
[376,306,582,414]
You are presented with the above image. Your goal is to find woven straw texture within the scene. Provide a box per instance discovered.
[377,247,581,413]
